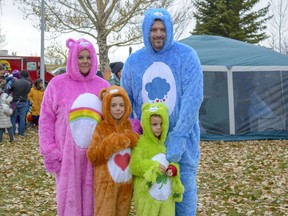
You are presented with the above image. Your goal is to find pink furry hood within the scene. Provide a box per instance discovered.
[66,38,98,81]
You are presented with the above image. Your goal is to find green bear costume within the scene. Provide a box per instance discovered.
[130,102,184,216]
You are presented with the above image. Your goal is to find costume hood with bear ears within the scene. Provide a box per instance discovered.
[99,85,132,126]
[141,102,169,145]
[66,38,98,81]
[142,8,174,54]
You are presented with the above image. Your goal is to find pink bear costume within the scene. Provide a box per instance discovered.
[39,38,109,216]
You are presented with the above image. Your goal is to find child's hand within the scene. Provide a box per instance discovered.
[119,135,130,148]
[166,168,173,176]
[159,164,166,173]
[166,164,177,176]
[123,130,139,148]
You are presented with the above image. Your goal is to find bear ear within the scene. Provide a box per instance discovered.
[66,38,75,48]
[99,88,107,101]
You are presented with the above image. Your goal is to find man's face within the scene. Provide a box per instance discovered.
[150,20,166,51]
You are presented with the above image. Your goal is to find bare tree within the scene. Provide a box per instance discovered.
[0,26,6,49]
[0,0,4,9]
[267,0,288,54]
[13,0,194,69]
[0,1,7,49]
[45,40,68,65]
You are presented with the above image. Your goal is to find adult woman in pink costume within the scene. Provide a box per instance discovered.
[39,38,109,216]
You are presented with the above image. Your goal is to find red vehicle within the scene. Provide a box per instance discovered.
[0,56,54,84]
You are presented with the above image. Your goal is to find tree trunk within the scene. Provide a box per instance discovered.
[97,35,110,72]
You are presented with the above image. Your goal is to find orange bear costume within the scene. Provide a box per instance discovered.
[87,85,139,216]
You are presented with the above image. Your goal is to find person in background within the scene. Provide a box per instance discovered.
[12,69,21,79]
[121,8,203,216]
[3,69,20,94]
[96,70,103,78]
[10,70,32,136]
[102,64,112,81]
[87,85,139,215]
[130,102,184,216]
[39,38,109,216]
[108,61,124,86]
[0,92,14,143]
[0,64,6,90]
[28,78,45,127]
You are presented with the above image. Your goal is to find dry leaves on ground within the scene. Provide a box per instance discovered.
[0,127,287,215]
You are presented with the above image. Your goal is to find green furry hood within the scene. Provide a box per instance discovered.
[141,102,169,145]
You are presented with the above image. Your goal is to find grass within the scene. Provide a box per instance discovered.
[0,128,287,215]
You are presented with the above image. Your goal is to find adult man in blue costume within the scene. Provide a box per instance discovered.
[121,8,203,216]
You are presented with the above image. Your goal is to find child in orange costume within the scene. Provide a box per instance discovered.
[87,85,139,216]
[28,78,45,126]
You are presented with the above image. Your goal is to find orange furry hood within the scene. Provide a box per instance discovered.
[99,85,132,127]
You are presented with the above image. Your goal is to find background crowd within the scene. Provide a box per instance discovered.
[0,64,45,143]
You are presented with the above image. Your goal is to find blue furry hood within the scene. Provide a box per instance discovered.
[142,8,174,54]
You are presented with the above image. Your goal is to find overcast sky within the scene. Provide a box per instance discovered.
[0,0,270,62]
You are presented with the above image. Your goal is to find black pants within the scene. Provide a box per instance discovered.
[0,127,14,142]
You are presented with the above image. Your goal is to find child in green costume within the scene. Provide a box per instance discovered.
[130,102,184,216]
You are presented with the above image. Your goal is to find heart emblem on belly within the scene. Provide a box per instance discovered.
[114,153,130,171]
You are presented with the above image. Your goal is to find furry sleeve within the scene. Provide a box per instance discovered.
[39,82,62,173]
[123,130,139,148]
[130,145,161,187]
[169,162,184,202]
[121,62,134,111]
[166,48,203,162]
[87,128,137,165]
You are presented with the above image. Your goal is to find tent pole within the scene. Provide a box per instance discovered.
[227,69,235,135]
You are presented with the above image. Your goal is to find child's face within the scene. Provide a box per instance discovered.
[110,96,125,121]
[150,115,162,139]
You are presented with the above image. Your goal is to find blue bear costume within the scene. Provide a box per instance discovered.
[121,8,203,216]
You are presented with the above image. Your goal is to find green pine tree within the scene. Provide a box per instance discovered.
[192,0,272,44]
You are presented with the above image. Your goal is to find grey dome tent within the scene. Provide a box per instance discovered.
[179,35,288,141]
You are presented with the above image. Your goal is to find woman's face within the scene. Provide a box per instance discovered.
[78,49,91,76]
